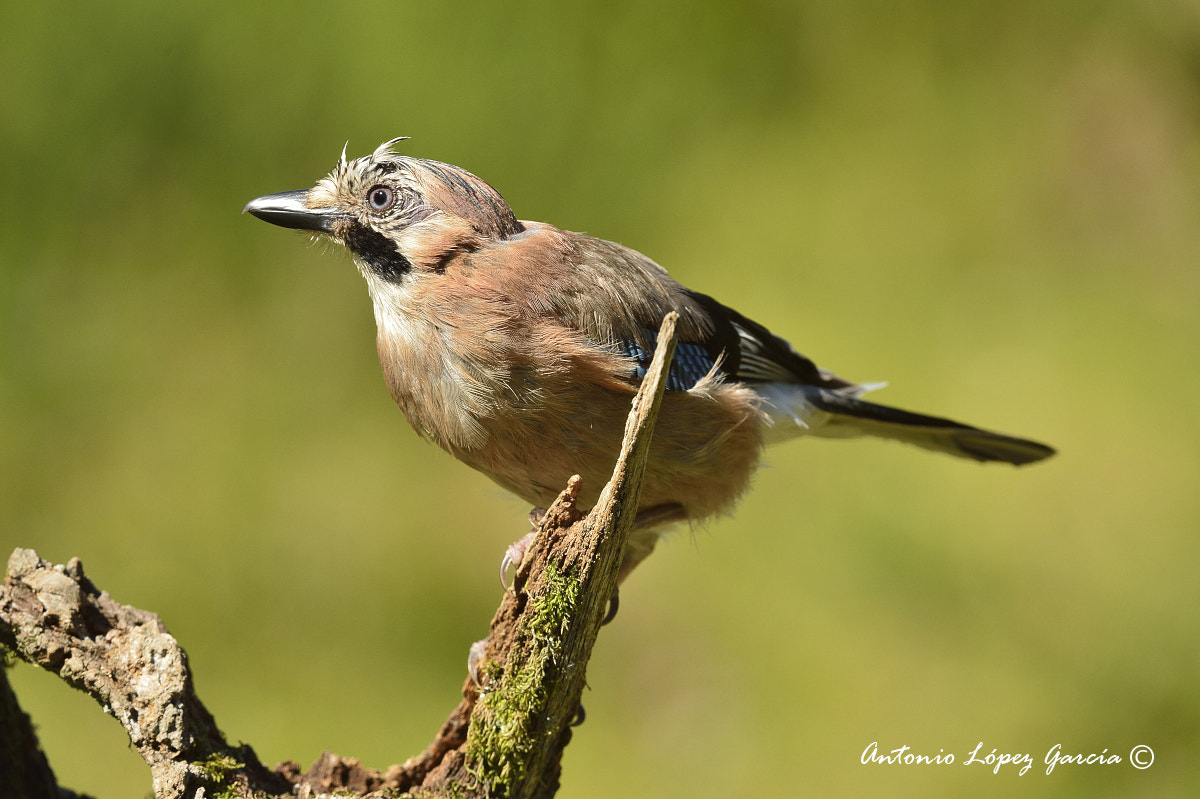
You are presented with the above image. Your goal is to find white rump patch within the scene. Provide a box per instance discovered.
[755,384,825,444]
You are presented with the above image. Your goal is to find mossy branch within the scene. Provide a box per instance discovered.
[0,312,680,799]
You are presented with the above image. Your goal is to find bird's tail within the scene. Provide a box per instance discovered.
[780,388,1055,465]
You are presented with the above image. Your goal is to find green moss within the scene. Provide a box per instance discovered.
[196,752,241,798]
[463,562,580,796]
[527,564,579,647]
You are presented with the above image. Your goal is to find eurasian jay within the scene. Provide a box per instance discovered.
[245,139,1054,581]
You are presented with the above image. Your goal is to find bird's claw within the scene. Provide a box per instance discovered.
[500,531,537,592]
[601,586,620,625]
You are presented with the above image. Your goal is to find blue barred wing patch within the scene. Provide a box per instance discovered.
[610,331,721,391]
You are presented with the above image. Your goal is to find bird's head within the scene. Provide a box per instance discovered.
[244,138,523,284]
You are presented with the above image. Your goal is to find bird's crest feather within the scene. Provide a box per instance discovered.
[373,136,411,159]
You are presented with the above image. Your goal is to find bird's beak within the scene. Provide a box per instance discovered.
[243,190,339,234]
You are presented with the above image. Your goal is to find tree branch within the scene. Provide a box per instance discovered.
[0,548,291,798]
[0,312,680,799]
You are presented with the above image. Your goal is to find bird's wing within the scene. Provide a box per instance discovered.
[538,231,857,393]
[601,286,860,394]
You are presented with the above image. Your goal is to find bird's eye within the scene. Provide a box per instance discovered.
[367,185,397,212]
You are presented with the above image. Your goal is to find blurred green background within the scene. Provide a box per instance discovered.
[3,1,1198,796]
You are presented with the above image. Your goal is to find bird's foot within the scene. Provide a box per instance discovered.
[499,532,533,592]
[498,508,548,591]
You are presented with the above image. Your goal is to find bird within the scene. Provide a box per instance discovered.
[244,138,1055,582]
